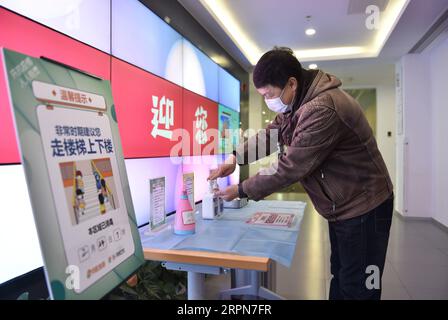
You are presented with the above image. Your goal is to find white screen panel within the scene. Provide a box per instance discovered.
[111,0,183,86]
[0,165,43,284]
[125,157,183,227]
[0,0,111,53]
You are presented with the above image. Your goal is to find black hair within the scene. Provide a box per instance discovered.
[98,193,104,204]
[253,47,302,89]
[101,179,106,188]
[76,189,84,196]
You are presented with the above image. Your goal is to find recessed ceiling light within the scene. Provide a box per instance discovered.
[262,111,266,115]
[308,63,318,70]
[305,28,316,36]
[265,119,269,123]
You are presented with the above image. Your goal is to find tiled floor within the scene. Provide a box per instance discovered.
[203,193,448,300]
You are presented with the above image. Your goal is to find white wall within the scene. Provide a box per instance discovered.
[377,85,397,189]
[397,32,448,226]
[429,33,448,227]
[396,53,433,218]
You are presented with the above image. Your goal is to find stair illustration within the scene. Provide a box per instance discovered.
[77,173,113,224]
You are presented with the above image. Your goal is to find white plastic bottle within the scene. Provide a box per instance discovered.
[202,180,223,219]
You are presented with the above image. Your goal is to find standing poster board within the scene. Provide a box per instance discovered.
[182,172,195,212]
[2,48,144,299]
[149,177,166,230]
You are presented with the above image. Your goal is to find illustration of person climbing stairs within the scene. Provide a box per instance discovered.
[72,159,116,224]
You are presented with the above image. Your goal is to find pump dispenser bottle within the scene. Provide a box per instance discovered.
[202,179,223,219]
[174,189,195,235]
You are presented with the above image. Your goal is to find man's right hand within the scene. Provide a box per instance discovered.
[208,154,236,180]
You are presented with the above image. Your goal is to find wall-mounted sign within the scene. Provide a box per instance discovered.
[182,172,195,212]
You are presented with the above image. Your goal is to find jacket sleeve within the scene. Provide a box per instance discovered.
[235,114,282,165]
[241,104,341,201]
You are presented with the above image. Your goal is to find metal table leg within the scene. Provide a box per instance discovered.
[220,270,285,300]
[162,262,224,300]
[187,271,205,300]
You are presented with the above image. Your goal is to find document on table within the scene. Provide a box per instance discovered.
[246,212,295,228]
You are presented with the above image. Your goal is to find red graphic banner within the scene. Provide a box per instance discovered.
[112,58,183,158]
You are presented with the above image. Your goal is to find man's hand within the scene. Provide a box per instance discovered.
[208,154,236,180]
[215,185,239,201]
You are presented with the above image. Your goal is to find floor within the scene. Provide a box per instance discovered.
[203,193,448,300]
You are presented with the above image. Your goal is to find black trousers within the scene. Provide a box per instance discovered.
[328,195,393,300]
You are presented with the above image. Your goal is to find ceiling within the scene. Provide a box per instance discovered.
[179,0,448,77]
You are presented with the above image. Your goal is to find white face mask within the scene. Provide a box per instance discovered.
[264,86,291,113]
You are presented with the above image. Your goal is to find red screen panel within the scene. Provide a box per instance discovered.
[0,8,111,164]
[112,57,183,158]
[0,57,20,163]
[183,89,219,156]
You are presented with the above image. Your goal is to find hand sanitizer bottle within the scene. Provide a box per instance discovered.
[202,180,223,219]
[174,189,195,235]
[212,179,224,214]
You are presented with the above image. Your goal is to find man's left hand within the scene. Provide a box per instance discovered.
[215,185,239,201]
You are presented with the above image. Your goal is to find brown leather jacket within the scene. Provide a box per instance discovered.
[237,71,393,221]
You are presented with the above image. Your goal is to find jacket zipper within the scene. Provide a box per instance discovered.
[320,170,336,213]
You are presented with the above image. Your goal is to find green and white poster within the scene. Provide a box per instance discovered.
[218,104,239,154]
[1,48,144,299]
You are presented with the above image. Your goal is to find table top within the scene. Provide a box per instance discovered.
[143,248,271,271]
[140,200,306,271]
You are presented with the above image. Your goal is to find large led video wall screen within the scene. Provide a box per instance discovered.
[0,1,242,287]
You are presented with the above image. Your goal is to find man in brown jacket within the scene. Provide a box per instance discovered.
[209,48,394,300]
